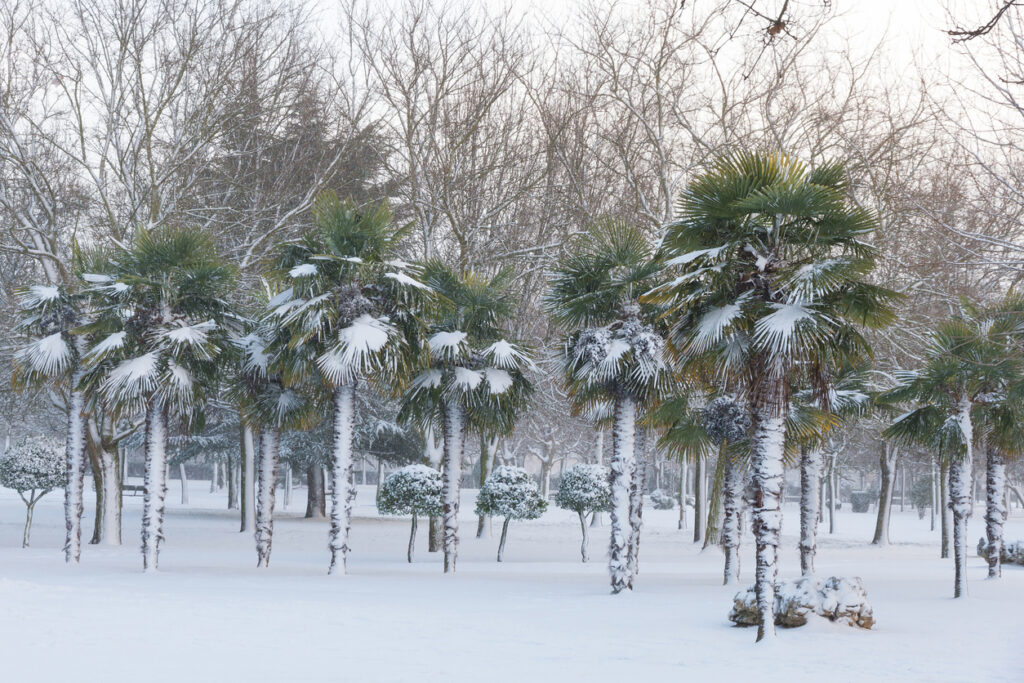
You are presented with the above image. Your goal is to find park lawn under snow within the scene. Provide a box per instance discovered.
[0,483,1021,683]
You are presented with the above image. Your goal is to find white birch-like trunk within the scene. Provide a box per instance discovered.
[441,400,466,573]
[984,446,1005,579]
[63,374,88,564]
[721,456,743,585]
[97,442,122,545]
[951,399,973,598]
[578,511,590,562]
[627,426,646,585]
[255,428,280,568]
[799,447,823,576]
[241,423,256,532]
[328,385,357,575]
[141,400,169,572]
[751,402,787,642]
[608,395,635,594]
[179,463,189,505]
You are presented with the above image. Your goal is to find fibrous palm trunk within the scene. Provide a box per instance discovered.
[693,457,705,543]
[141,400,170,572]
[750,391,787,642]
[441,400,466,573]
[950,400,973,598]
[984,446,1005,579]
[799,447,823,576]
[63,376,88,564]
[721,455,743,585]
[328,385,357,575]
[872,443,898,545]
[627,426,646,584]
[940,458,951,558]
[609,394,636,594]
[704,448,727,549]
[476,434,497,538]
[255,428,280,568]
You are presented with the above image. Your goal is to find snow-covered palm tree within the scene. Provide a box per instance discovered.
[232,321,318,568]
[652,152,896,640]
[13,282,90,563]
[270,194,429,575]
[400,262,533,574]
[884,297,1024,595]
[547,220,668,594]
[82,225,236,571]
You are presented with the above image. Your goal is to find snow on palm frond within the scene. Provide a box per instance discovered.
[409,369,444,393]
[429,330,468,362]
[385,271,430,290]
[482,368,513,395]
[81,273,112,283]
[164,360,194,396]
[483,340,530,370]
[102,352,160,405]
[316,314,395,386]
[21,285,61,309]
[664,245,727,267]
[289,263,317,278]
[267,287,295,309]
[452,366,484,392]
[752,303,816,358]
[16,333,73,378]
[162,320,217,360]
[85,331,128,361]
[785,258,853,303]
[274,389,304,424]
[236,332,270,377]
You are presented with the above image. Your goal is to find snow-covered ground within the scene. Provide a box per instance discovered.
[0,481,1021,682]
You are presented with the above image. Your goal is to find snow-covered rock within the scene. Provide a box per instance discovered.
[649,489,675,510]
[729,576,874,630]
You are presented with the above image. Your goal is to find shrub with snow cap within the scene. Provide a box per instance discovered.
[701,395,750,445]
[0,436,65,547]
[476,466,548,562]
[555,464,611,562]
[729,576,874,630]
[649,489,675,510]
[377,464,443,562]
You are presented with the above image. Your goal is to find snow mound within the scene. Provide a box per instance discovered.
[977,537,1024,566]
[729,576,874,630]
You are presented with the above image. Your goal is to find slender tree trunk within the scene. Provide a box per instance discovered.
[799,447,823,575]
[627,427,646,584]
[678,458,687,530]
[872,443,898,546]
[578,510,590,562]
[305,463,326,519]
[441,400,466,573]
[476,434,497,538]
[950,400,973,598]
[985,446,1005,579]
[63,378,88,564]
[609,394,636,594]
[240,422,256,532]
[704,448,727,549]
[940,458,951,558]
[750,393,787,642]
[408,513,417,563]
[255,428,280,568]
[930,461,937,532]
[496,515,511,562]
[87,421,122,546]
[227,456,238,510]
[179,463,189,505]
[721,455,743,585]
[328,385,357,575]
[283,465,292,509]
[141,400,170,572]
[592,429,605,528]
[23,497,37,547]
[827,455,837,535]
[693,457,705,544]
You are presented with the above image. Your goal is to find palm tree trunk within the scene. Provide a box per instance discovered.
[578,510,590,562]
[722,455,743,585]
[827,455,837,534]
[678,458,687,530]
[141,400,170,572]
[328,385,357,575]
[63,378,88,564]
[799,446,823,575]
[497,515,511,562]
[305,462,326,518]
[227,456,238,509]
[441,400,466,573]
[940,458,951,558]
[609,394,636,594]
[985,446,1005,579]
[872,443,898,545]
[476,433,497,538]
[628,426,646,584]
[255,428,280,568]
[950,399,973,598]
[693,457,705,543]
[179,463,189,504]
[750,389,787,642]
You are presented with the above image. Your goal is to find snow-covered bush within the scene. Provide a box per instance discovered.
[0,436,65,547]
[649,488,675,510]
[555,464,611,562]
[701,396,750,445]
[977,537,1024,566]
[476,466,548,561]
[377,464,443,562]
[729,576,874,630]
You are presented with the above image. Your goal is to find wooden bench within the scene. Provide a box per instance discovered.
[122,484,147,497]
